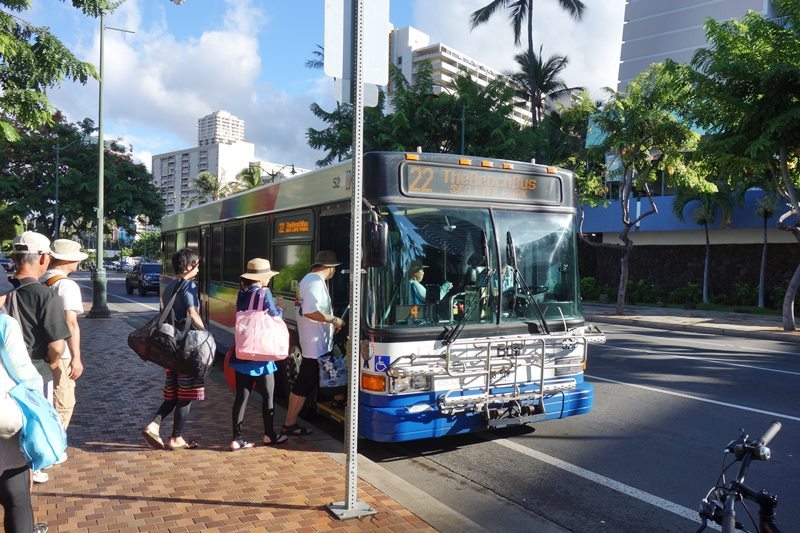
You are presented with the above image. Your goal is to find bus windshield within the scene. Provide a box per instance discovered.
[366,205,582,330]
[494,210,581,326]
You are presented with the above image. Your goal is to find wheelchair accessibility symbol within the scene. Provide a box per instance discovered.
[374,356,390,372]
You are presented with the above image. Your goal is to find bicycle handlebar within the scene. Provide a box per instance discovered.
[758,420,782,447]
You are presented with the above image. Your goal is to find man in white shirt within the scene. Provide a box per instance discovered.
[41,239,87,430]
[282,250,345,436]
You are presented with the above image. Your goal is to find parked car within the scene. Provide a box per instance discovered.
[125,263,161,296]
[0,257,13,272]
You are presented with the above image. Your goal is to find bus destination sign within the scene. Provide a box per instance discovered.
[274,214,312,238]
[401,163,562,203]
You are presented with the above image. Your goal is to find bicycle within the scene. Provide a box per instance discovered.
[695,420,783,533]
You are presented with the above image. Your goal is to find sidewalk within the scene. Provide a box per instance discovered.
[26,314,437,532]
[583,303,800,343]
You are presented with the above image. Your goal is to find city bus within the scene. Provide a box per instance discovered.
[160,151,604,442]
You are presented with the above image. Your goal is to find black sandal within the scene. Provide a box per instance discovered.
[282,424,312,436]
[263,433,288,445]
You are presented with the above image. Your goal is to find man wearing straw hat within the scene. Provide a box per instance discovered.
[41,239,88,434]
[282,250,345,437]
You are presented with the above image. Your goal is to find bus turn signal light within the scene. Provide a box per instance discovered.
[361,374,386,392]
[405,153,420,161]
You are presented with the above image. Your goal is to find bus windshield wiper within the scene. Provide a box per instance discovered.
[442,267,494,346]
[506,231,551,335]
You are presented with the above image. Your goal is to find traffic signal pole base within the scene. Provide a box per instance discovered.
[326,500,376,520]
[87,269,112,318]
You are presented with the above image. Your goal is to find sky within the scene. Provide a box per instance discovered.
[29,0,625,171]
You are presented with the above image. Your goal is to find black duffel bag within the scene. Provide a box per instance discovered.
[127,280,215,378]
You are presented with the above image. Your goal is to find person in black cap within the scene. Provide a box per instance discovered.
[282,250,345,436]
[408,260,452,305]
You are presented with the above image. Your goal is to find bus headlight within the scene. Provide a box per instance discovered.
[390,375,432,394]
[555,357,583,376]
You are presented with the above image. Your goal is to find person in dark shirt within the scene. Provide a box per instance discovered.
[141,248,204,451]
[8,232,69,372]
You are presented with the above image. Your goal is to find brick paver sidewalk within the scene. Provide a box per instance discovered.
[20,315,434,532]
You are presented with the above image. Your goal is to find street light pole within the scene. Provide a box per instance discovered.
[89,9,110,318]
[54,144,61,240]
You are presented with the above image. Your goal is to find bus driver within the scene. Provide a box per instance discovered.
[408,261,452,305]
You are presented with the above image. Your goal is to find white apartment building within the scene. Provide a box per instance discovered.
[152,141,255,215]
[197,110,245,146]
[619,0,772,89]
[390,26,535,126]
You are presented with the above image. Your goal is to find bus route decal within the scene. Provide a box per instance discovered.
[401,162,562,204]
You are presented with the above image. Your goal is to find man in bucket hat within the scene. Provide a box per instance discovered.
[8,231,70,483]
[282,250,344,436]
[41,239,89,433]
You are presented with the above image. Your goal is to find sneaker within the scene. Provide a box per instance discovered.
[32,523,48,533]
[32,470,49,484]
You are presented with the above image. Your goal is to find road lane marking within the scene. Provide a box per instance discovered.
[587,374,800,422]
[490,438,710,527]
[599,325,800,357]
[76,283,159,312]
[607,345,800,376]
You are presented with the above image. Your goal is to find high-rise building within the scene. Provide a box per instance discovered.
[197,110,245,146]
[618,0,772,89]
[153,110,254,216]
[389,26,536,126]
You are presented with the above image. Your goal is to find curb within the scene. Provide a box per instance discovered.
[586,314,800,343]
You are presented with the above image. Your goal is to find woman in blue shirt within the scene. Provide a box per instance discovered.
[142,248,205,451]
[229,258,288,451]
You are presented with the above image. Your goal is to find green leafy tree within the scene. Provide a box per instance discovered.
[0,1,126,141]
[505,46,577,125]
[534,92,606,206]
[592,63,703,314]
[672,181,735,304]
[673,0,800,328]
[0,116,163,239]
[470,0,585,125]
[131,229,160,260]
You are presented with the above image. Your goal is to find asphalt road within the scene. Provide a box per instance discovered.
[81,273,799,532]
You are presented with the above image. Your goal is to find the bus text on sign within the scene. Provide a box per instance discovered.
[401,163,562,203]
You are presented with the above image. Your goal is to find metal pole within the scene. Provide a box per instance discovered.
[327,0,375,520]
[54,144,60,239]
[89,11,110,318]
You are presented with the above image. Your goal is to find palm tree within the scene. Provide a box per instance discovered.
[470,0,585,125]
[505,46,578,125]
[755,194,779,308]
[235,166,263,191]
[306,44,324,71]
[673,183,734,304]
[185,171,236,207]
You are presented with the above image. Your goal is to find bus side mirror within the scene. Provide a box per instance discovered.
[364,220,388,267]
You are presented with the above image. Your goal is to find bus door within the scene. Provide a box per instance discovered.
[199,225,211,323]
[318,209,352,319]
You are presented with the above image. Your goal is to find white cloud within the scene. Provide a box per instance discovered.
[48,0,325,170]
[411,0,625,98]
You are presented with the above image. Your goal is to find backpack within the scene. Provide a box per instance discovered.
[234,288,289,361]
